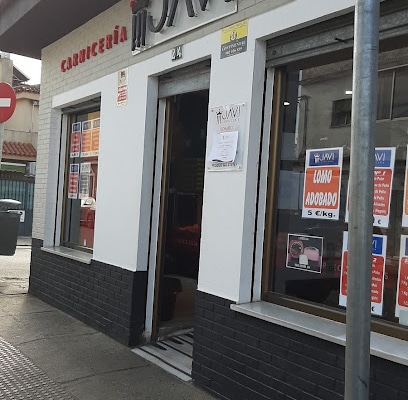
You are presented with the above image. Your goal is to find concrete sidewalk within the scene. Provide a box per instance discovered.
[0,293,216,400]
[16,236,32,247]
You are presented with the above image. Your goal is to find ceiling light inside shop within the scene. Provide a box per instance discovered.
[345,90,353,95]
[283,101,290,106]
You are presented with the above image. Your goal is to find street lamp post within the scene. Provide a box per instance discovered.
[345,1,380,399]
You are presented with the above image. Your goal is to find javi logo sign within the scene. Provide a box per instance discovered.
[131,0,237,54]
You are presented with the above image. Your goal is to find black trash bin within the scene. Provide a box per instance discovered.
[160,276,182,322]
[0,199,22,256]
[0,212,20,256]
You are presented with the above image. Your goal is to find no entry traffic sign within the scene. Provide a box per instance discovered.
[0,82,16,123]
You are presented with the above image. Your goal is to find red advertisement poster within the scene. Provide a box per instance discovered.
[396,235,408,318]
[302,147,343,220]
[91,118,100,156]
[339,231,386,316]
[345,147,395,227]
[70,122,81,158]
[117,85,128,105]
[68,164,79,199]
[402,146,408,227]
[81,120,92,158]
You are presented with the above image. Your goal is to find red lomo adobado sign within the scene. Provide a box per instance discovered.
[0,82,16,123]
[302,147,343,221]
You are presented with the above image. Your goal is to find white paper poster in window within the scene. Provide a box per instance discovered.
[79,162,91,199]
[395,235,408,318]
[345,147,395,228]
[302,147,343,220]
[70,122,81,158]
[402,145,408,227]
[339,231,386,316]
[68,164,79,199]
[208,103,246,171]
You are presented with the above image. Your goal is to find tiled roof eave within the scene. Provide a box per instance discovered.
[2,141,37,158]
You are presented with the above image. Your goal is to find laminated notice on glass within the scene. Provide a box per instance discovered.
[81,120,92,158]
[91,118,100,156]
[396,235,408,318]
[345,147,395,228]
[339,231,386,316]
[70,122,81,158]
[79,162,91,199]
[68,164,79,199]
[302,147,343,220]
[402,145,408,227]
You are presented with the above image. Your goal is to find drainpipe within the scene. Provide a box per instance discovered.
[345,1,379,399]
[31,100,39,134]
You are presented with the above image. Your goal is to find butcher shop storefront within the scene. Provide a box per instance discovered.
[1,0,408,399]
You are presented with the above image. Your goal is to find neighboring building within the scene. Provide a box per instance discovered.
[0,65,38,236]
[1,68,39,173]
[1,1,408,399]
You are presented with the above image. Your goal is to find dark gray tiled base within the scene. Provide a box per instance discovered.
[29,239,147,347]
[193,291,408,400]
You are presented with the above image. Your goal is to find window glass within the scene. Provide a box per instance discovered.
[268,48,408,327]
[63,109,100,250]
[377,70,393,120]
[392,68,408,119]
[331,99,351,127]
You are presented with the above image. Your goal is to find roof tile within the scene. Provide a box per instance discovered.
[2,141,36,158]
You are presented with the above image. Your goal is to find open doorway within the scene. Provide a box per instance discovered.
[155,90,209,339]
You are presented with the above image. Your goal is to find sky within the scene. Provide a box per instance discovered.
[10,53,41,85]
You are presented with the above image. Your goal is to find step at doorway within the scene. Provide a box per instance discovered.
[132,329,194,382]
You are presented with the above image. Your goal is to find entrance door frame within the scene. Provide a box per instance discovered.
[144,63,211,342]
[144,97,167,341]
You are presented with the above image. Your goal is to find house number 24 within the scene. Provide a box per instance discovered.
[171,45,183,61]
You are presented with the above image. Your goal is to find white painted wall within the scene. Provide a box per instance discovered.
[197,0,355,302]
[37,0,356,301]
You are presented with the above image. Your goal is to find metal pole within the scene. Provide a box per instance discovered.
[0,55,13,164]
[345,1,379,399]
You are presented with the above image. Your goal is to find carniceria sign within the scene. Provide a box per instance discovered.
[131,0,237,54]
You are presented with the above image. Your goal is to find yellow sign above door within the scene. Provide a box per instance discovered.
[220,20,248,59]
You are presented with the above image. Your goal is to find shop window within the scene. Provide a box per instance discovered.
[62,108,100,250]
[330,99,352,127]
[264,46,408,338]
